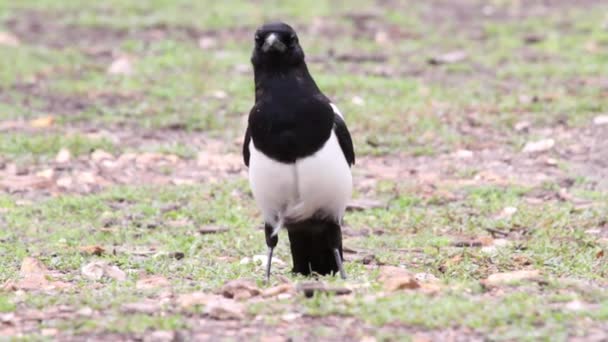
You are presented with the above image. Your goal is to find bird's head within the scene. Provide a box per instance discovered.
[251,22,305,70]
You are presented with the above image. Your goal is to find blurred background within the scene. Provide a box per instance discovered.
[1,0,607,192]
[2,1,607,193]
[1,2,608,340]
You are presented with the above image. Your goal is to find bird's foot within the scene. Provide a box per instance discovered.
[333,248,347,280]
[265,246,274,284]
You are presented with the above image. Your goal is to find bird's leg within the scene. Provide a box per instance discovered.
[329,222,347,280]
[333,248,347,280]
[264,223,278,284]
[265,246,274,283]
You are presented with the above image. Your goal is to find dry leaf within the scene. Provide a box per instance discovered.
[418,282,442,294]
[1,281,16,291]
[199,226,230,234]
[211,90,227,99]
[383,275,420,292]
[108,57,134,75]
[198,36,217,49]
[41,328,58,337]
[14,257,71,291]
[0,31,20,46]
[593,115,608,126]
[121,300,162,314]
[512,255,532,267]
[262,283,295,298]
[104,265,127,281]
[166,219,191,228]
[168,251,185,260]
[17,260,71,290]
[55,148,71,164]
[412,334,432,342]
[79,245,105,256]
[351,96,365,106]
[196,151,242,172]
[454,149,473,159]
[205,298,245,320]
[346,199,386,211]
[91,149,114,163]
[0,313,15,324]
[564,300,590,312]
[29,116,54,128]
[81,261,126,281]
[359,337,378,342]
[74,171,97,185]
[557,188,590,205]
[81,262,104,280]
[522,139,555,153]
[36,168,54,180]
[0,120,23,132]
[220,279,260,300]
[523,34,544,44]
[374,30,390,45]
[545,158,558,166]
[495,206,518,220]
[482,238,511,254]
[428,50,468,65]
[514,120,532,131]
[441,254,463,270]
[77,307,94,317]
[451,239,482,247]
[415,272,440,284]
[378,266,440,293]
[478,236,495,246]
[136,275,170,290]
[378,265,412,282]
[56,176,73,189]
[147,331,176,342]
[451,236,493,247]
[20,257,48,275]
[585,40,599,53]
[481,270,541,287]
[281,312,302,322]
[0,175,53,192]
[177,292,214,308]
[336,54,387,63]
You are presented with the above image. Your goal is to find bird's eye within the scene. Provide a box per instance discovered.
[289,34,297,44]
[255,34,262,43]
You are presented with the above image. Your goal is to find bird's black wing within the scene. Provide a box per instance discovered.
[333,113,355,166]
[243,125,251,167]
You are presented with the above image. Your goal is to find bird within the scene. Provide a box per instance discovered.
[242,22,355,282]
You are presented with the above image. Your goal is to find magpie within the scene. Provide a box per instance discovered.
[242,22,355,281]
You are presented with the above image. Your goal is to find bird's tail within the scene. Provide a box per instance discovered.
[286,219,343,276]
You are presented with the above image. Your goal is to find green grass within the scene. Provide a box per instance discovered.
[0,132,116,161]
[1,1,605,151]
[0,295,16,312]
[1,181,607,338]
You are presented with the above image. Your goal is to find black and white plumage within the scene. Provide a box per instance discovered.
[242,22,355,280]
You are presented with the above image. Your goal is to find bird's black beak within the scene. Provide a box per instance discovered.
[261,33,287,53]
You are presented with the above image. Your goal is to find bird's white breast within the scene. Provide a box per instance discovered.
[248,131,352,232]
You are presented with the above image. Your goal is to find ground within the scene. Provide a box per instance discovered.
[1,0,607,341]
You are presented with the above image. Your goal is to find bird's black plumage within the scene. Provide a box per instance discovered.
[247,94,334,164]
[243,22,354,166]
[334,115,355,166]
[242,126,251,166]
[243,22,355,280]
